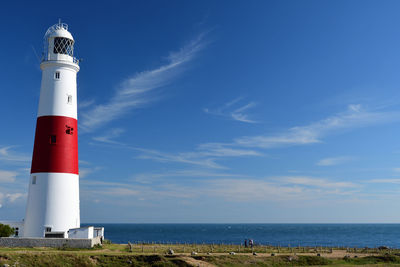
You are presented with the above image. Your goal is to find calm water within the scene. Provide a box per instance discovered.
[82,224,400,248]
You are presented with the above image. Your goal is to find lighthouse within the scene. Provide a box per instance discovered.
[23,22,80,237]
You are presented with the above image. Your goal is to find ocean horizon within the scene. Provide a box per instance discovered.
[81,223,400,248]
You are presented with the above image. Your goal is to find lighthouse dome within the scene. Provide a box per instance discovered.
[44,22,74,41]
[47,27,74,41]
[42,21,78,64]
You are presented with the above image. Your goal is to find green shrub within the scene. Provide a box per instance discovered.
[93,244,102,249]
[0,224,14,237]
[294,255,331,265]
[344,254,400,264]
[103,239,112,244]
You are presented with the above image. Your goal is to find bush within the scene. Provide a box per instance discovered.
[295,255,331,265]
[0,224,14,237]
[344,255,400,264]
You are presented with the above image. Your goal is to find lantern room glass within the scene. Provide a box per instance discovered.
[53,37,74,56]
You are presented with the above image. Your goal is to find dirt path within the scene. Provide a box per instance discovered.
[180,256,217,267]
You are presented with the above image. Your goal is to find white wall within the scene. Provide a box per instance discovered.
[93,227,104,239]
[68,226,94,239]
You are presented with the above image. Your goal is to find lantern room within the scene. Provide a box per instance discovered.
[43,21,78,64]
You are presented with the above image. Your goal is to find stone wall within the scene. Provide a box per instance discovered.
[0,236,102,248]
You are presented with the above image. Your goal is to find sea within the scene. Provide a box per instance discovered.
[81,224,400,248]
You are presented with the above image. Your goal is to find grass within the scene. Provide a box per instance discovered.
[0,244,400,266]
[194,255,332,266]
[0,253,191,267]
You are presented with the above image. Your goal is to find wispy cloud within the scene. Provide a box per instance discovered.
[0,146,30,163]
[204,97,258,123]
[196,143,262,157]
[80,166,102,179]
[234,104,400,148]
[317,156,355,166]
[280,176,356,188]
[132,169,244,184]
[80,33,208,132]
[135,147,224,169]
[81,179,197,201]
[0,170,19,183]
[6,193,24,202]
[79,99,95,109]
[367,179,400,184]
[207,176,359,202]
[91,104,400,170]
[82,175,360,205]
[134,143,262,169]
[92,128,125,144]
[0,191,26,208]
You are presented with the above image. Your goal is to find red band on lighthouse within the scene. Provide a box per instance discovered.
[31,115,78,174]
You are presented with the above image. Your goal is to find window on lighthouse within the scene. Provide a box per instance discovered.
[66,125,74,135]
[55,71,60,80]
[50,135,57,145]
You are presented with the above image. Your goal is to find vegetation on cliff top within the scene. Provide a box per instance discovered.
[1,243,400,266]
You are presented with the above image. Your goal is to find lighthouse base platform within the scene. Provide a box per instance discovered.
[0,236,102,248]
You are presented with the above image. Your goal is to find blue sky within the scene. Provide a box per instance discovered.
[2,0,400,223]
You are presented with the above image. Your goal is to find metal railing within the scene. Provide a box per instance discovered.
[41,57,79,65]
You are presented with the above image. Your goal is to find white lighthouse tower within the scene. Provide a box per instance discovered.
[23,22,80,237]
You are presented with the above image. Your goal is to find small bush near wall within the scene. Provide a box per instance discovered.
[0,224,14,237]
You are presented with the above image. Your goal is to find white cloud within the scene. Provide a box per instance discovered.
[205,176,360,202]
[204,97,258,123]
[81,179,195,200]
[89,104,400,171]
[81,173,361,206]
[78,99,95,109]
[102,187,140,196]
[92,128,125,144]
[0,191,26,208]
[207,179,304,201]
[367,179,400,184]
[280,176,356,188]
[6,193,24,202]
[135,147,224,169]
[79,160,91,165]
[80,32,208,132]
[0,170,18,183]
[0,146,30,163]
[317,156,354,166]
[197,143,262,157]
[234,104,400,148]
[134,143,262,169]
[132,169,244,184]
[80,166,102,179]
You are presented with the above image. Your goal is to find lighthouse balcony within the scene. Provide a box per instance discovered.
[41,57,79,65]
